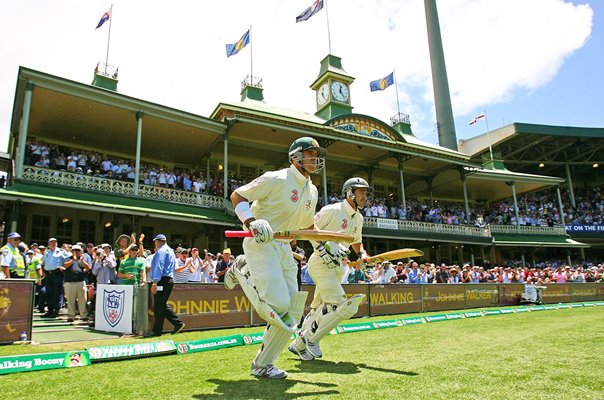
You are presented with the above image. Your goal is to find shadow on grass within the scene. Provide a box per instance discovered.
[194,378,339,399]
[291,359,418,377]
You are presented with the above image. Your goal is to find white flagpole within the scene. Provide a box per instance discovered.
[324,0,332,54]
[104,4,113,75]
[483,110,494,161]
[393,69,401,119]
[249,25,253,79]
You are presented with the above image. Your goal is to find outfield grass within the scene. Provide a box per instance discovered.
[1,307,603,399]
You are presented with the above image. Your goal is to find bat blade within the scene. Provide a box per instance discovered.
[350,248,424,268]
[225,230,354,243]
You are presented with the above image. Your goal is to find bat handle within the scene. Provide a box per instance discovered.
[224,230,252,238]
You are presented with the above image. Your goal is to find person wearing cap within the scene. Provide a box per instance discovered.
[185,248,203,282]
[448,267,460,284]
[41,238,70,318]
[117,244,146,285]
[215,248,232,284]
[62,245,91,322]
[174,248,191,283]
[1,232,26,279]
[149,234,184,336]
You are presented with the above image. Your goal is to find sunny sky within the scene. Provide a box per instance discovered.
[1,0,601,153]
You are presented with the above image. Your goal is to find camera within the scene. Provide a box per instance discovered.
[96,249,104,257]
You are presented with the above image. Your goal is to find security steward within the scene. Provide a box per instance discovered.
[1,232,26,279]
[41,237,69,318]
[148,234,185,336]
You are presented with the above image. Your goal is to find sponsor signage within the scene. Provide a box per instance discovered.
[565,224,604,237]
[368,285,422,316]
[543,305,559,310]
[465,284,499,308]
[515,307,529,313]
[571,283,600,302]
[372,320,398,329]
[401,317,425,325]
[0,351,90,375]
[336,322,374,333]
[0,281,34,343]
[375,218,399,230]
[529,306,545,311]
[88,340,176,361]
[464,311,483,318]
[541,284,572,304]
[95,284,133,333]
[176,335,243,355]
[423,285,466,312]
[425,314,448,322]
[150,284,252,332]
[485,310,501,316]
[242,332,264,345]
[498,284,525,306]
[500,309,515,314]
[446,313,463,320]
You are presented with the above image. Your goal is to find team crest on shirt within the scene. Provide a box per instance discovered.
[341,219,348,229]
[291,189,299,202]
[305,199,312,209]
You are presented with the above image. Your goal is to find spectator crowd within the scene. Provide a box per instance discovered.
[24,139,603,228]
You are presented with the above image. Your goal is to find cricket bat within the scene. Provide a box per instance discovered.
[225,229,354,243]
[348,248,424,268]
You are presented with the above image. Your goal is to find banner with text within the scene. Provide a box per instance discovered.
[565,224,604,237]
[150,284,251,332]
[0,351,90,374]
[422,284,466,311]
[498,284,525,306]
[88,340,176,361]
[368,284,421,315]
[465,284,499,308]
[0,281,34,343]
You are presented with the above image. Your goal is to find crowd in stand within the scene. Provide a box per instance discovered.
[24,139,603,227]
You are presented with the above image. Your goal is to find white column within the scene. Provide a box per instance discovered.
[15,83,34,179]
[134,111,144,195]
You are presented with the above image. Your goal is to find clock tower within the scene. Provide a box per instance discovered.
[311,54,354,120]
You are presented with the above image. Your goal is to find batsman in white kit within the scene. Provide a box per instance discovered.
[225,137,338,379]
[289,177,372,361]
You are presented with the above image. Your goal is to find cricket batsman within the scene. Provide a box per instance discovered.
[289,177,371,361]
[225,137,343,379]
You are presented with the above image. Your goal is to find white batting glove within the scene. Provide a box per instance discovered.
[248,219,273,244]
[359,250,370,267]
[324,241,349,261]
[317,245,340,269]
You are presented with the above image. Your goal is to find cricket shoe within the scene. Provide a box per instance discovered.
[250,362,288,379]
[224,254,247,290]
[288,336,314,361]
[306,339,323,359]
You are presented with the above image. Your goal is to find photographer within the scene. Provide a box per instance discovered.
[91,243,117,285]
[62,245,90,322]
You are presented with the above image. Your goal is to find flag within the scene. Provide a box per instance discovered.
[469,112,486,125]
[225,30,250,58]
[369,72,394,92]
[95,9,111,30]
[296,0,324,23]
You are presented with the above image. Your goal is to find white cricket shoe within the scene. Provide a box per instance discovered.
[306,340,323,359]
[288,336,314,361]
[224,254,247,290]
[250,362,288,379]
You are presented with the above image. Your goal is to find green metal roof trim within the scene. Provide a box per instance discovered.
[513,123,604,138]
[492,233,589,248]
[16,66,227,133]
[1,182,239,225]
[363,227,493,246]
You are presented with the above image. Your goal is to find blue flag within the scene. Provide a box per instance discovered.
[96,9,111,30]
[226,30,250,58]
[296,0,324,23]
[370,72,394,92]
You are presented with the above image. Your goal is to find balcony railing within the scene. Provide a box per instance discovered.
[22,166,224,209]
[489,224,566,236]
[364,217,492,238]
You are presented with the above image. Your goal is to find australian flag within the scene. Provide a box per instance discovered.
[96,9,111,30]
[296,0,324,23]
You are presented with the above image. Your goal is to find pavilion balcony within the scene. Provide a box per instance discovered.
[21,166,225,210]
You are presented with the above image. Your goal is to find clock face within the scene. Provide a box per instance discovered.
[331,81,349,102]
[317,83,329,106]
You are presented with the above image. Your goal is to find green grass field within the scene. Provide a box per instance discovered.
[1,307,603,399]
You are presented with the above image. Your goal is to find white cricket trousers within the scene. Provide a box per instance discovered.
[64,281,88,319]
[307,252,347,309]
[243,237,298,315]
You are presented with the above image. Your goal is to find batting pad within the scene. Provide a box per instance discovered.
[306,294,364,343]
[253,291,308,368]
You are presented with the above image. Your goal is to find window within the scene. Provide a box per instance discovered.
[30,215,51,244]
[238,165,257,181]
[79,220,96,244]
[56,217,73,244]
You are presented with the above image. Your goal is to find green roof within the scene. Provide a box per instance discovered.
[492,233,589,248]
[1,183,239,226]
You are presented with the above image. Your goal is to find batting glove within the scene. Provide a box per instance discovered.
[359,250,370,268]
[317,245,339,269]
[248,219,274,244]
